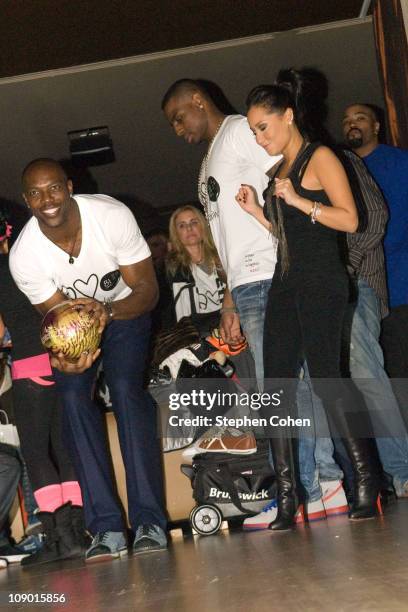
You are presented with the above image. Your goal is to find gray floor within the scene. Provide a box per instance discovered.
[2,501,408,612]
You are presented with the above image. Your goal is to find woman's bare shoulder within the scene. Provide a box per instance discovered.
[309,146,343,175]
[310,145,336,161]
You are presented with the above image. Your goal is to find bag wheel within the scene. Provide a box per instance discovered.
[190,504,223,536]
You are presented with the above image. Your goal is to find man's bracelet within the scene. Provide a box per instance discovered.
[220,307,237,315]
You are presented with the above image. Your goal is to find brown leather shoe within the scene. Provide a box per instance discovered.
[196,429,257,454]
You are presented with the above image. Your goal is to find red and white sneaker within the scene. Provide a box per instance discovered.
[320,480,349,517]
[304,498,326,522]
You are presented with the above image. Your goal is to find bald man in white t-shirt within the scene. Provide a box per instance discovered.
[10,158,167,561]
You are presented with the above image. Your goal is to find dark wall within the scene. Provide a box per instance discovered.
[0,19,382,211]
[1,0,364,78]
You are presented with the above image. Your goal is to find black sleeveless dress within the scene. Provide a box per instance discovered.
[262,143,350,381]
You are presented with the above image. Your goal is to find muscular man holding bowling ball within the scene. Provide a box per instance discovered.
[10,159,167,561]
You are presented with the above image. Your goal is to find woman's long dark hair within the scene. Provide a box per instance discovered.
[246,67,331,144]
[247,68,331,273]
[246,68,365,275]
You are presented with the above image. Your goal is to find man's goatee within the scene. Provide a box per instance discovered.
[347,135,363,149]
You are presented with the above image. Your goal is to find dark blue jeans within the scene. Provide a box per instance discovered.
[53,314,166,535]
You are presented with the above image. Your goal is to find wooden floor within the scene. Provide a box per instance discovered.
[2,500,408,612]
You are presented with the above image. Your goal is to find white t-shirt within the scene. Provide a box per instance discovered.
[10,194,151,305]
[198,115,280,290]
[172,264,225,321]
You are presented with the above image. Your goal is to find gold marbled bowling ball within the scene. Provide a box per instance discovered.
[40,302,100,361]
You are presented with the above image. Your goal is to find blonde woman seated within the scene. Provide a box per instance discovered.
[167,205,232,338]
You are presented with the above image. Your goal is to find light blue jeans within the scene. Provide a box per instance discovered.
[232,278,272,390]
[349,280,408,485]
[298,370,343,501]
[299,279,408,499]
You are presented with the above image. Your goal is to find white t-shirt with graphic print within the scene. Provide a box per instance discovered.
[173,263,225,321]
[198,114,280,291]
[10,194,151,305]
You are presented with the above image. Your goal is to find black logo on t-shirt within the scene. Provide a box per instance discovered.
[207,176,220,202]
[74,274,98,298]
[61,270,121,300]
[100,270,121,292]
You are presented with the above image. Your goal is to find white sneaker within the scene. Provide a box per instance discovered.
[320,480,349,516]
[243,499,278,530]
[304,498,326,522]
[394,478,408,498]
[243,499,306,531]
[0,559,7,569]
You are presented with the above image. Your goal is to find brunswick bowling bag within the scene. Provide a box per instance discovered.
[181,441,276,535]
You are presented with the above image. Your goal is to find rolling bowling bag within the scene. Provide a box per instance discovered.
[181,440,276,536]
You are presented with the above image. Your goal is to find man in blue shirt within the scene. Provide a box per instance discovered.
[343,103,408,425]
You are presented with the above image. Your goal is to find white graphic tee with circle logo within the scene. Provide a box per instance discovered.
[10,194,150,305]
[198,115,280,291]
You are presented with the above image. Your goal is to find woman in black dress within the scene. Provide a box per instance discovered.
[236,69,381,530]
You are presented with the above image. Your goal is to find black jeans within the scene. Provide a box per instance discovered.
[12,378,76,491]
[262,273,373,439]
[0,445,21,542]
[263,274,348,392]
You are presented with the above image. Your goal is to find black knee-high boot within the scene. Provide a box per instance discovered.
[21,510,60,566]
[22,502,85,567]
[268,434,299,531]
[326,398,381,520]
[71,505,90,551]
[339,437,381,519]
[55,503,85,559]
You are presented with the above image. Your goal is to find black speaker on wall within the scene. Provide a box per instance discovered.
[68,126,115,166]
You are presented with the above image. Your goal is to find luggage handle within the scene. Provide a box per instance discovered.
[0,409,10,425]
[217,464,251,514]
